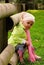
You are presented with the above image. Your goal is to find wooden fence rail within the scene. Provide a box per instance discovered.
[0,3,17,19]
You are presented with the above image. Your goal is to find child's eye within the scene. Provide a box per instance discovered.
[27,22,30,24]
[30,24,33,26]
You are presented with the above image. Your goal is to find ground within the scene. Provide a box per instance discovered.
[8,10,44,65]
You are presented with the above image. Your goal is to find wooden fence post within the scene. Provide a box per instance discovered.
[0,44,14,65]
[9,53,18,65]
[0,3,17,53]
[0,19,8,53]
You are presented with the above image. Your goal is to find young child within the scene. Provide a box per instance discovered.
[8,12,41,63]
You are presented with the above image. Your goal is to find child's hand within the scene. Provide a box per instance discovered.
[26,41,30,46]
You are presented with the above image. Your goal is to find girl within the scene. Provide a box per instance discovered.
[8,12,41,64]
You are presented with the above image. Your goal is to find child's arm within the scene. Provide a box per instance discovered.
[25,29,32,46]
[25,29,36,62]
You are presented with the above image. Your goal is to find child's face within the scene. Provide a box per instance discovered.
[22,20,34,29]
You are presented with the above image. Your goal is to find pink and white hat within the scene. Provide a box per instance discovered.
[23,12,35,22]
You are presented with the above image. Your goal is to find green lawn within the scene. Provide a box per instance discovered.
[8,10,44,65]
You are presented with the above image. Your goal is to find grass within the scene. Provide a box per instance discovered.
[8,10,44,65]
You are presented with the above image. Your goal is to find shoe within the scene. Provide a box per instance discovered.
[35,55,41,61]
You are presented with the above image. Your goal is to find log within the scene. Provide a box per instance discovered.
[0,3,17,19]
[0,44,15,65]
[9,53,18,65]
